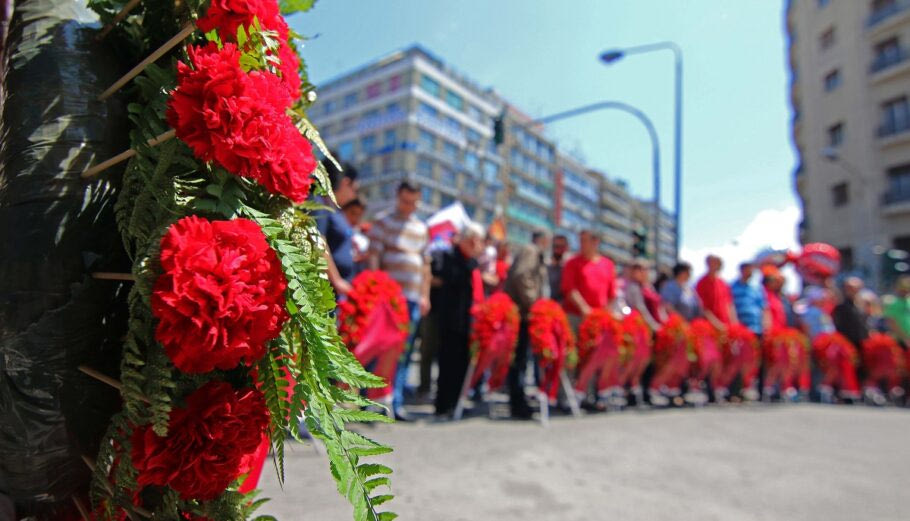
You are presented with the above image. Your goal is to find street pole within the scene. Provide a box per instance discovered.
[601,42,683,261]
[534,101,661,267]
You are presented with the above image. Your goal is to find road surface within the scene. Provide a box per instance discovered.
[258,404,910,521]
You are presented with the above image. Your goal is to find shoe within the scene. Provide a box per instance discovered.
[649,389,669,407]
[510,405,534,420]
[394,408,412,422]
[742,387,760,402]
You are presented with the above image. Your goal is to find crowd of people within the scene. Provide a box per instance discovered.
[317,159,910,421]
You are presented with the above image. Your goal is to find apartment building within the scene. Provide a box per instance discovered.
[309,44,677,266]
[788,0,910,288]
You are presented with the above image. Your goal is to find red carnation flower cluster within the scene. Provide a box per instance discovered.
[528,299,575,363]
[862,332,906,382]
[689,318,720,360]
[470,292,520,356]
[168,43,315,202]
[337,270,410,348]
[655,314,692,366]
[722,323,759,363]
[131,382,269,500]
[577,308,623,362]
[197,0,302,99]
[151,216,289,373]
[620,311,650,364]
[762,327,808,367]
[812,331,859,369]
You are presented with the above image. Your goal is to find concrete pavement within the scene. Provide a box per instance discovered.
[258,404,910,521]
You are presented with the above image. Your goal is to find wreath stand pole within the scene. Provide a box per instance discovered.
[452,361,477,421]
[71,496,90,521]
[98,23,195,101]
[92,272,135,281]
[536,389,549,427]
[95,0,142,40]
[82,129,176,179]
[560,369,582,418]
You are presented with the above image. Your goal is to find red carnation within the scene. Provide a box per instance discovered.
[131,382,269,500]
[151,216,288,373]
[197,0,283,39]
[527,299,575,363]
[197,0,301,99]
[167,43,315,202]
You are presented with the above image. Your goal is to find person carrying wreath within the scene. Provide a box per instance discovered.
[504,230,550,419]
[560,229,617,329]
[432,222,485,417]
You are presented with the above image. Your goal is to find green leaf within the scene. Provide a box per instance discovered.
[280,0,317,15]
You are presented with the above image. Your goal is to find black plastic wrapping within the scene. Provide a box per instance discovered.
[0,0,129,518]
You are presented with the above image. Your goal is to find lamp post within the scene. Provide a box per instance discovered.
[600,42,682,261]
[534,101,661,267]
[820,146,880,288]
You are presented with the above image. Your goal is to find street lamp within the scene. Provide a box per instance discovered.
[820,147,879,287]
[534,101,661,267]
[599,42,683,261]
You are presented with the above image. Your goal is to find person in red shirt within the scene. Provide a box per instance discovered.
[561,230,617,323]
[762,266,788,330]
[695,254,738,329]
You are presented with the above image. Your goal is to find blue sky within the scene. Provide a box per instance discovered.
[291,0,798,258]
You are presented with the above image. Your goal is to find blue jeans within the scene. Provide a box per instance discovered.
[393,299,422,410]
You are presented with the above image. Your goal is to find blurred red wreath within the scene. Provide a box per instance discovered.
[337,270,410,348]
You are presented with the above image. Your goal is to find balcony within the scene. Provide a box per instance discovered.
[870,51,910,84]
[877,119,910,147]
[868,1,910,33]
[883,189,910,214]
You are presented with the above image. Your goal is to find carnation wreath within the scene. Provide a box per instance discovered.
[654,313,693,367]
[338,270,411,349]
[861,332,906,385]
[812,331,859,369]
[528,299,575,399]
[79,1,396,519]
[620,311,651,366]
[577,308,623,363]
[468,292,520,390]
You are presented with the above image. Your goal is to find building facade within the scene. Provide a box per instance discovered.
[310,45,677,267]
[788,0,910,288]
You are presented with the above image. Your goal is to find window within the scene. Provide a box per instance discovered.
[421,186,434,204]
[384,129,396,147]
[838,247,854,270]
[832,182,849,206]
[337,140,354,161]
[388,74,401,92]
[484,186,498,204]
[418,158,433,178]
[463,203,476,218]
[386,102,401,115]
[465,151,479,172]
[466,128,482,143]
[827,122,844,147]
[463,176,477,193]
[418,102,438,118]
[885,163,910,203]
[482,161,499,184]
[366,81,382,99]
[341,116,356,131]
[872,37,902,72]
[818,0,829,7]
[420,74,441,97]
[880,96,910,136]
[323,99,336,116]
[440,194,455,207]
[444,116,461,133]
[467,105,484,123]
[819,27,835,51]
[445,90,464,111]
[439,167,457,186]
[360,134,376,155]
[443,142,459,162]
[343,92,358,108]
[823,69,841,92]
[418,129,436,152]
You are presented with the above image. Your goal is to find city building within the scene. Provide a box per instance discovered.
[787,0,910,288]
[310,44,677,267]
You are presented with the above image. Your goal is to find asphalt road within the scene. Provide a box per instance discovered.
[258,404,910,521]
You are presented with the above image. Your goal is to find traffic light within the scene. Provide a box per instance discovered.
[632,228,648,257]
[493,112,505,146]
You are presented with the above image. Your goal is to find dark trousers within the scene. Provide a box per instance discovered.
[435,329,469,414]
[508,318,531,412]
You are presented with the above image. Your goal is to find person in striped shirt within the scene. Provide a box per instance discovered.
[367,181,430,420]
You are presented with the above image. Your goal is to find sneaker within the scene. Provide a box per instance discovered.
[742,387,760,402]
[649,389,669,407]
